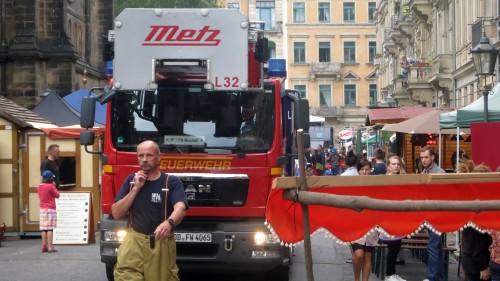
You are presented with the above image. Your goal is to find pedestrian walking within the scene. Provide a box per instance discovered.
[420,146,446,281]
[457,160,492,281]
[351,158,379,281]
[381,155,407,281]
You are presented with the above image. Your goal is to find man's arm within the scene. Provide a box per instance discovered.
[111,187,140,219]
[154,201,187,240]
[112,171,147,219]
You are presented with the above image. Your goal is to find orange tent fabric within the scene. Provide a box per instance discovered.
[41,127,104,139]
[266,177,500,244]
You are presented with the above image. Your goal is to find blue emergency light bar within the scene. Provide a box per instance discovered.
[267,58,287,78]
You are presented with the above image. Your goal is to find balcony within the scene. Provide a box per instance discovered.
[383,27,398,54]
[390,16,407,45]
[309,62,341,79]
[428,54,453,90]
[310,105,343,117]
[395,5,414,39]
[406,63,431,85]
[404,63,434,106]
[391,77,418,106]
[408,0,432,21]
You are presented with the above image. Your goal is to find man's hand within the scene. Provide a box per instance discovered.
[154,220,174,240]
[480,268,490,280]
[133,170,148,190]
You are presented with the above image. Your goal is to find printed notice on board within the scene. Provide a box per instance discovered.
[53,192,91,245]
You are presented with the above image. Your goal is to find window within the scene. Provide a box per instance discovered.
[294,85,307,99]
[343,2,355,23]
[256,1,275,30]
[293,2,305,23]
[294,42,306,63]
[319,85,332,106]
[319,42,331,62]
[344,84,357,106]
[268,40,276,59]
[343,41,356,63]
[227,2,240,9]
[59,156,77,188]
[369,84,377,105]
[368,41,376,64]
[318,2,330,23]
[368,2,376,23]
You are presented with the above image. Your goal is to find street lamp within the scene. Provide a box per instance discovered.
[470,33,499,122]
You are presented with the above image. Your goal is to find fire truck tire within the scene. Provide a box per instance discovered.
[105,264,115,281]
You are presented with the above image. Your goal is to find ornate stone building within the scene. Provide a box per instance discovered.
[0,0,113,109]
[375,0,500,108]
[222,0,378,137]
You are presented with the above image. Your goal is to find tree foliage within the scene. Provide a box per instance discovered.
[115,0,219,16]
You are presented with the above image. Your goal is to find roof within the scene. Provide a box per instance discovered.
[365,107,436,125]
[0,96,53,128]
[33,89,105,127]
[382,108,470,134]
[62,89,106,125]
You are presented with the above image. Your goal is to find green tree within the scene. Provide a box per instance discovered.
[115,0,219,16]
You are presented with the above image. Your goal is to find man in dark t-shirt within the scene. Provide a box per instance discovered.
[371,148,387,175]
[114,173,187,235]
[112,140,189,280]
[40,144,60,189]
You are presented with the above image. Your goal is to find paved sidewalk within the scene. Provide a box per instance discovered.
[0,232,465,281]
[291,233,465,281]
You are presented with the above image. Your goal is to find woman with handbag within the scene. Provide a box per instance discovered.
[313,144,325,176]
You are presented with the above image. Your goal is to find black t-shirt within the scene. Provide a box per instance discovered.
[40,158,60,188]
[114,173,189,235]
[372,163,387,175]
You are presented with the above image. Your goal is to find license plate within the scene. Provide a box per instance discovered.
[175,232,212,243]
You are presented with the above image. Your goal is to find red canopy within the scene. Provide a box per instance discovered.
[266,174,500,244]
[41,127,104,139]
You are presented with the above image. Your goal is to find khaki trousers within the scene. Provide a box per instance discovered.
[114,228,180,281]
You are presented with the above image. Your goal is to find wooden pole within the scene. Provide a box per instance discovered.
[283,191,500,212]
[296,129,315,281]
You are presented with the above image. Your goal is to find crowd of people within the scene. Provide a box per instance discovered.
[295,144,500,281]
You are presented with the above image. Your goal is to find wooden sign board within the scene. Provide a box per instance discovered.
[53,192,94,245]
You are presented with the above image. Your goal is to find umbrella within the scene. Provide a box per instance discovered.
[382,109,470,135]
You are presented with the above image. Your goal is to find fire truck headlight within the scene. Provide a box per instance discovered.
[103,230,127,242]
[254,232,277,245]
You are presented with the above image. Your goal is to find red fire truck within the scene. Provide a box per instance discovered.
[80,8,310,281]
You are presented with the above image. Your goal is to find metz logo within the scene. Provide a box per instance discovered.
[143,25,221,46]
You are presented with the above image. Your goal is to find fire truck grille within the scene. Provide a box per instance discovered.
[178,176,249,207]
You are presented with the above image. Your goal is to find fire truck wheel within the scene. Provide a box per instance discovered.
[105,264,115,281]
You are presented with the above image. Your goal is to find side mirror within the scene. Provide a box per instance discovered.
[294,99,310,131]
[80,130,95,146]
[80,95,96,129]
[294,132,310,148]
[255,37,269,63]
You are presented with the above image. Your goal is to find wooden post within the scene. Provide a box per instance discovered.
[296,129,315,281]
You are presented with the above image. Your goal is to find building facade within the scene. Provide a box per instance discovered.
[0,0,113,109]
[375,0,500,109]
[285,0,378,134]
[222,0,378,140]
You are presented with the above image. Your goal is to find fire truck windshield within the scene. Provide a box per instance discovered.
[110,84,275,154]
